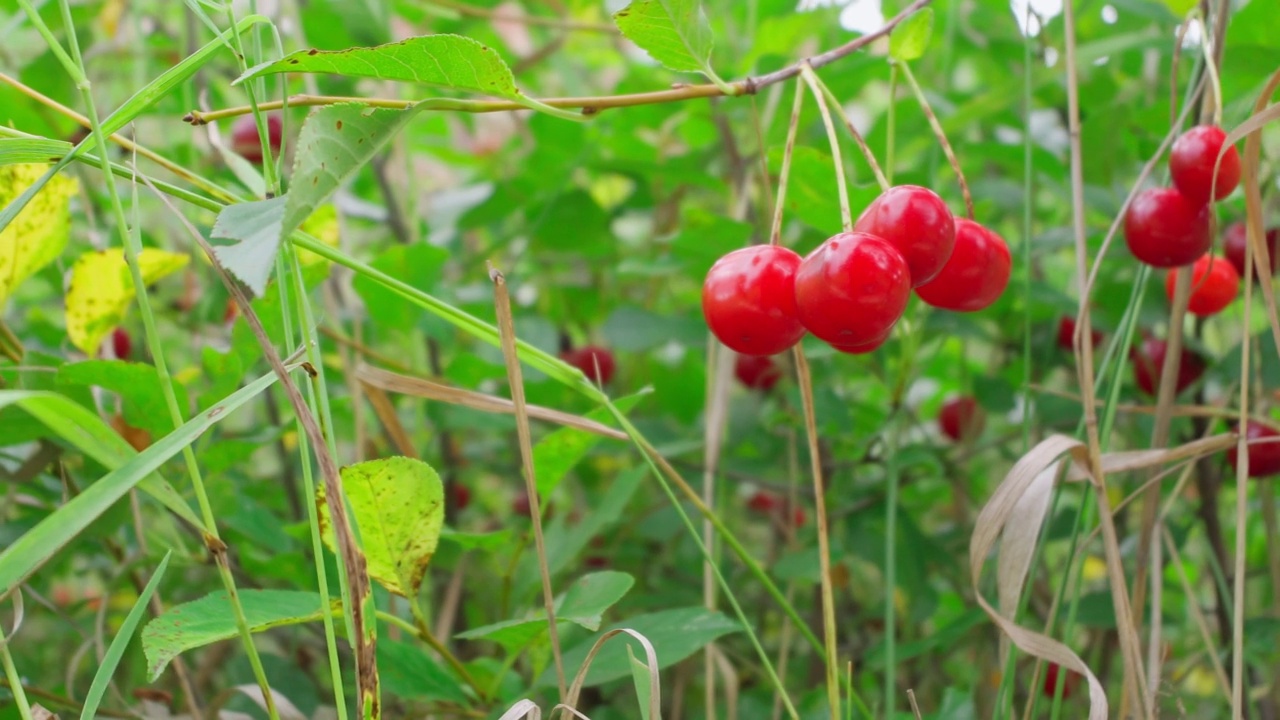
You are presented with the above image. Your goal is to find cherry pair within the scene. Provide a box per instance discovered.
[702,186,1011,358]
[1125,125,1240,268]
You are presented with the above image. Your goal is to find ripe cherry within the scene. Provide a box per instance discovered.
[1169,125,1240,205]
[939,396,984,442]
[1056,316,1104,352]
[747,490,782,513]
[1222,222,1280,278]
[1165,254,1238,317]
[914,219,1011,312]
[831,327,892,355]
[230,114,283,164]
[1042,662,1080,699]
[702,245,807,356]
[1227,423,1280,478]
[449,483,472,511]
[1124,187,1211,268]
[560,345,616,385]
[853,185,956,286]
[1130,337,1205,396]
[111,327,132,360]
[794,232,911,347]
[734,354,783,392]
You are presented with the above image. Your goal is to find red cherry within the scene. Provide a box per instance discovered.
[702,245,807,356]
[790,505,807,528]
[1169,125,1240,205]
[1222,222,1280,278]
[938,396,984,442]
[914,219,1011,312]
[747,491,782,513]
[230,114,283,164]
[1123,187,1211,268]
[111,327,132,360]
[831,327,892,355]
[514,492,554,519]
[1165,254,1238,317]
[853,185,956,286]
[560,345,616,385]
[734,354,783,392]
[794,232,911,347]
[1056,317,1104,352]
[1130,337,1205,396]
[1042,662,1080,699]
[584,555,610,569]
[1228,423,1280,478]
[449,483,472,511]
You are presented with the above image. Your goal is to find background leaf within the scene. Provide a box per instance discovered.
[0,163,77,308]
[890,8,934,62]
[613,0,719,79]
[64,249,189,356]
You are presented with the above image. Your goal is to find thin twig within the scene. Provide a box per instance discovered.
[184,0,935,124]
[896,62,973,219]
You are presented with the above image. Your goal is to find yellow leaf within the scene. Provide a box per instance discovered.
[1081,555,1108,583]
[1182,665,1219,697]
[0,164,79,308]
[297,204,339,267]
[95,0,126,38]
[65,249,189,356]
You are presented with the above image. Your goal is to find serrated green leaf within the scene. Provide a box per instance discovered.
[317,456,444,597]
[889,8,933,62]
[613,0,720,80]
[143,590,328,680]
[211,104,423,297]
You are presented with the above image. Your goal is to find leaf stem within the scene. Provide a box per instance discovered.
[886,64,897,186]
[810,76,891,192]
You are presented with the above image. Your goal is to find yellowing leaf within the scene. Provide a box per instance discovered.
[1081,556,1108,583]
[65,249,189,356]
[0,164,78,308]
[317,456,444,597]
[297,204,339,267]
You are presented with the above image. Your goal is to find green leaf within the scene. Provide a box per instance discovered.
[457,571,635,651]
[439,528,513,551]
[0,138,73,166]
[0,390,200,529]
[236,35,578,119]
[889,8,933,62]
[143,590,327,680]
[533,393,640,495]
[1159,0,1197,16]
[317,457,444,597]
[211,103,424,296]
[377,638,467,704]
[351,243,449,331]
[627,645,654,720]
[81,552,171,720]
[613,0,722,84]
[58,360,191,437]
[0,163,78,308]
[546,607,741,687]
[0,368,282,600]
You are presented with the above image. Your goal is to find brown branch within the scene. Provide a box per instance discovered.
[184,0,933,125]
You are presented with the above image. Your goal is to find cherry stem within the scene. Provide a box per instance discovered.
[897,61,974,220]
[807,70,891,192]
[886,64,898,186]
[1192,10,1224,128]
[769,82,806,245]
[799,63,853,232]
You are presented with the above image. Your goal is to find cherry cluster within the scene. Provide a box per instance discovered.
[1124,124,1239,270]
[701,185,1012,360]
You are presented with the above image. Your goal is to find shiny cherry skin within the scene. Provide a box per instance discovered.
[702,245,807,356]
[1169,125,1241,205]
[1056,316,1104,352]
[110,327,132,360]
[230,114,283,164]
[734,354,783,392]
[1165,254,1238,317]
[939,396,984,442]
[1130,337,1205,396]
[1222,222,1280,278]
[831,326,892,355]
[794,232,911,347]
[1227,423,1280,478]
[914,219,1011,312]
[1043,663,1080,699]
[560,345,616,385]
[1123,187,1211,268]
[853,185,956,286]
